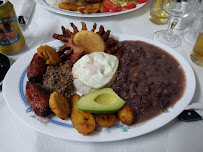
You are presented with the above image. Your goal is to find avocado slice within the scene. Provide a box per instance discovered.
[76,88,125,114]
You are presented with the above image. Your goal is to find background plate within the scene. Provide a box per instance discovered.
[35,0,147,17]
[3,34,196,142]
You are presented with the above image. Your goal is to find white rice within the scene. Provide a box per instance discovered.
[74,79,96,96]
[73,73,117,96]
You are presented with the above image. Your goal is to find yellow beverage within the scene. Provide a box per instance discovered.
[149,8,169,24]
[149,0,169,25]
[190,33,203,67]
[0,0,25,54]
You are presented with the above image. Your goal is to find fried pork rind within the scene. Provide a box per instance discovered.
[95,114,117,127]
[80,0,103,3]
[58,2,104,13]
[49,92,70,120]
[73,30,106,54]
[71,94,96,135]
[78,3,104,13]
[118,104,135,125]
[37,45,59,65]
[53,22,122,65]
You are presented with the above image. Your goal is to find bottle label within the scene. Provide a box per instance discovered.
[0,16,21,46]
[0,33,20,46]
[0,16,18,24]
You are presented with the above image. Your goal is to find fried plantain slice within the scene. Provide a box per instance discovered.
[58,2,79,11]
[49,92,70,120]
[73,30,106,54]
[95,114,117,127]
[71,111,96,135]
[117,104,135,125]
[70,94,81,112]
[37,45,59,65]
[70,94,96,135]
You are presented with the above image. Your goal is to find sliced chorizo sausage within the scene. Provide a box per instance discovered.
[25,82,51,117]
[27,53,46,83]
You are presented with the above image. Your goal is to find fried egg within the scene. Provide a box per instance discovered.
[72,52,119,90]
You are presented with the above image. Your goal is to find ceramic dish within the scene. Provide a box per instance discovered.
[35,0,147,17]
[3,34,196,142]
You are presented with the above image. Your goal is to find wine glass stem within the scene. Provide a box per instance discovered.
[163,18,179,41]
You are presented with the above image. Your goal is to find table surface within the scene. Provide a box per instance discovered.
[1,0,203,152]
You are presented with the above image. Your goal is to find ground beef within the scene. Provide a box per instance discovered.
[42,60,75,100]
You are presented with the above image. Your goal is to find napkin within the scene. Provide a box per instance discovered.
[18,0,36,26]
[185,103,203,110]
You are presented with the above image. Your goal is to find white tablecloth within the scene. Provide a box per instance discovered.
[1,0,203,151]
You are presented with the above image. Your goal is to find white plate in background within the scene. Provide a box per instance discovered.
[35,0,147,17]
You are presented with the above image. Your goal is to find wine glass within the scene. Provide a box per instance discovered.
[184,0,203,44]
[154,0,196,48]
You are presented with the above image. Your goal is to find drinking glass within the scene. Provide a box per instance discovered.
[184,0,203,44]
[149,0,170,24]
[190,18,203,67]
[154,0,196,48]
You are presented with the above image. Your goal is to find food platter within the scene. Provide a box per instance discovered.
[3,34,196,142]
[35,0,147,17]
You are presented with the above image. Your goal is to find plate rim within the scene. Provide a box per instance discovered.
[2,33,196,142]
[35,0,147,17]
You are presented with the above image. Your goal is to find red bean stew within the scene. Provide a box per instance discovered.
[111,41,186,122]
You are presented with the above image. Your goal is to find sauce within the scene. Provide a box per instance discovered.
[111,41,186,123]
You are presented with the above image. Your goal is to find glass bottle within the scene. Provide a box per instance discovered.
[0,0,25,54]
[190,18,203,67]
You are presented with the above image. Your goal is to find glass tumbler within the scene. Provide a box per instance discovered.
[190,18,203,67]
[149,0,169,24]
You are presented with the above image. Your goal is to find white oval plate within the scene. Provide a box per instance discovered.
[3,34,196,142]
[36,0,147,17]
